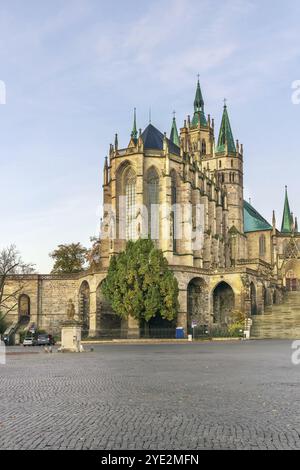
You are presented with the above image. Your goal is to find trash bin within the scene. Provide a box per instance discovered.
[176,327,184,339]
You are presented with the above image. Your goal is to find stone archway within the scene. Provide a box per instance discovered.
[18,294,30,324]
[187,277,208,333]
[213,282,234,324]
[79,281,90,331]
[96,281,121,337]
[250,282,257,315]
[282,259,300,291]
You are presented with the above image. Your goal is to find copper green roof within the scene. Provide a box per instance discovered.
[170,117,180,147]
[216,104,236,153]
[244,200,272,233]
[191,79,207,127]
[281,186,292,233]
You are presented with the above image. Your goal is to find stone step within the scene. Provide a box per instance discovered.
[251,292,300,339]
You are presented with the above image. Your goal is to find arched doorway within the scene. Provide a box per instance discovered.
[18,294,30,324]
[213,282,234,324]
[250,282,257,315]
[187,277,207,333]
[79,281,90,331]
[96,282,121,337]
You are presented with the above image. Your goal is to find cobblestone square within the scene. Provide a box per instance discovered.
[0,340,300,450]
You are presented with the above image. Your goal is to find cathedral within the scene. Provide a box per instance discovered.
[4,80,300,339]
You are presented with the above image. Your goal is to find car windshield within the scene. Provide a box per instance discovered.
[39,335,47,339]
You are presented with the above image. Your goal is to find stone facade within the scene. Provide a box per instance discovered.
[4,81,298,338]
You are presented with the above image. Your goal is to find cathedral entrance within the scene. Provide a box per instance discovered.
[286,277,297,291]
[284,261,300,292]
[187,277,207,333]
[213,282,234,324]
[286,270,298,291]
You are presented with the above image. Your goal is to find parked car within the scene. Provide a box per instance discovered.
[37,334,55,346]
[23,336,37,347]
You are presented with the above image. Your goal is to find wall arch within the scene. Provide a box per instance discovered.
[212,281,234,324]
[18,294,30,323]
[187,277,208,333]
[79,281,90,330]
[96,281,121,336]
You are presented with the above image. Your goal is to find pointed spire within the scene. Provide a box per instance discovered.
[194,76,204,111]
[272,210,276,235]
[281,186,292,233]
[191,77,207,127]
[216,101,236,153]
[131,108,138,141]
[170,111,180,147]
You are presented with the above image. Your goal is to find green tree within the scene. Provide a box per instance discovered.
[102,239,179,324]
[50,243,88,274]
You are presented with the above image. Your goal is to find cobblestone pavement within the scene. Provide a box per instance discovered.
[0,340,300,450]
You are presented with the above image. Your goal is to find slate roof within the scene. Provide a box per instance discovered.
[141,124,180,155]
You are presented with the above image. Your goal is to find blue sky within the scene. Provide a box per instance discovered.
[0,0,300,272]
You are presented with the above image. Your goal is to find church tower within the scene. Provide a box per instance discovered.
[215,103,244,234]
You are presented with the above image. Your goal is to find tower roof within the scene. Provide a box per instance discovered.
[170,116,180,147]
[216,104,236,153]
[244,200,272,233]
[281,186,293,233]
[141,124,180,155]
[191,79,207,127]
[194,79,204,110]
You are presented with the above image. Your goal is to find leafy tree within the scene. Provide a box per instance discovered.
[0,244,35,319]
[102,239,179,324]
[50,243,88,274]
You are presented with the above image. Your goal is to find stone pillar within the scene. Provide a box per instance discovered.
[61,322,82,352]
[177,288,188,336]
[89,289,97,337]
[127,315,140,339]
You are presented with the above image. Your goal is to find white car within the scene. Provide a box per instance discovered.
[23,336,36,347]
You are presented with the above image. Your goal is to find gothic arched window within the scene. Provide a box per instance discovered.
[125,168,136,240]
[202,139,206,155]
[147,167,159,240]
[259,234,266,257]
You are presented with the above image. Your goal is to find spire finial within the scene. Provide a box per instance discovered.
[170,111,180,147]
[149,107,152,124]
[223,98,227,108]
[131,108,138,140]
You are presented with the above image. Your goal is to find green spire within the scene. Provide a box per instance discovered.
[216,102,236,153]
[281,186,292,233]
[131,108,138,141]
[194,79,204,111]
[191,78,207,127]
[170,113,180,147]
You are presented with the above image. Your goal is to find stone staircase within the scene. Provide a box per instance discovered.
[251,291,300,339]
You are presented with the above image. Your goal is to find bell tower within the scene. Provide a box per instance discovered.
[214,102,244,234]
